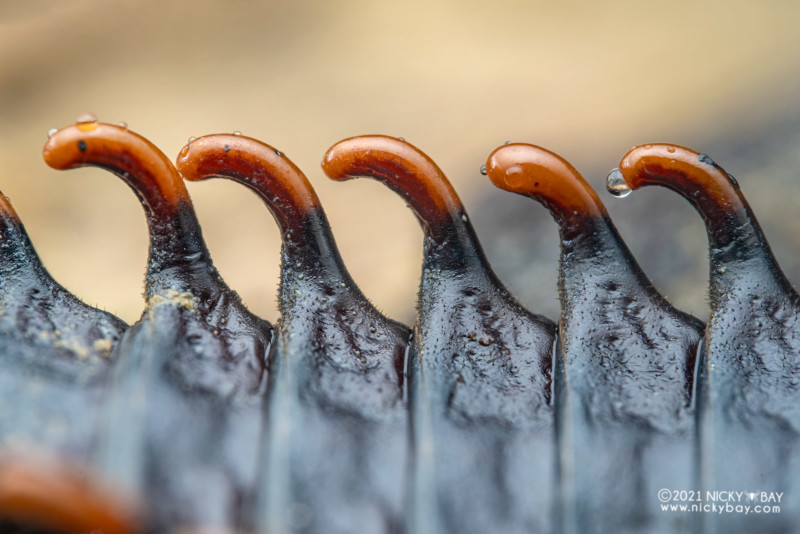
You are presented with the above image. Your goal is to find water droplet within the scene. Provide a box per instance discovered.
[504,140,510,145]
[398,136,405,141]
[727,173,739,187]
[275,150,282,157]
[478,336,494,346]
[117,121,128,129]
[504,164,526,188]
[233,131,241,136]
[666,146,675,153]
[606,168,632,198]
[224,145,230,153]
[47,128,58,138]
[298,274,304,280]
[479,164,487,175]
[461,214,468,222]
[76,112,98,124]
[187,137,197,143]
[698,154,715,166]
[75,112,98,132]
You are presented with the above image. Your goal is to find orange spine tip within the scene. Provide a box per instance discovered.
[42,121,190,214]
[321,135,464,241]
[176,134,322,233]
[617,143,741,207]
[485,143,607,232]
[616,143,749,246]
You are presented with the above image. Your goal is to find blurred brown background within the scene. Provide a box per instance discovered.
[2,0,799,325]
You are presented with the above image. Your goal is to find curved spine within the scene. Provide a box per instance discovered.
[43,117,272,533]
[324,135,556,534]
[43,117,215,300]
[617,144,800,534]
[486,143,704,534]
[177,134,410,534]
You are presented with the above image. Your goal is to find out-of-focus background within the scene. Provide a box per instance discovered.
[2,0,799,325]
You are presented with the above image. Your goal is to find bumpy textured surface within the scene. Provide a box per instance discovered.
[42,121,273,533]
[486,144,703,534]
[2,128,799,534]
[619,144,800,534]
[0,192,127,461]
[323,136,556,534]
[176,134,410,534]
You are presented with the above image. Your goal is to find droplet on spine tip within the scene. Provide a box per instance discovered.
[606,168,632,198]
[75,112,98,124]
[480,164,487,175]
[47,128,58,138]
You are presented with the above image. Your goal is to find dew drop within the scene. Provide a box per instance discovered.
[666,146,675,153]
[47,128,58,138]
[398,136,405,141]
[461,214,468,222]
[479,164,487,175]
[606,168,632,198]
[117,121,128,129]
[224,145,230,153]
[187,137,196,143]
[504,164,525,188]
[504,140,510,145]
[233,131,241,136]
[76,112,98,124]
[275,150,282,157]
